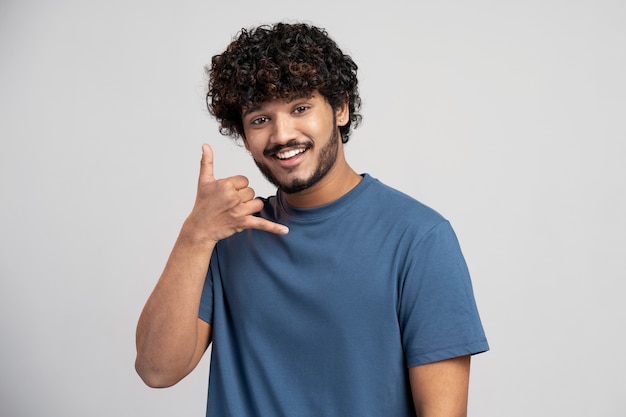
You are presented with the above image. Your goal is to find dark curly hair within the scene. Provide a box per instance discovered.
[206,22,362,143]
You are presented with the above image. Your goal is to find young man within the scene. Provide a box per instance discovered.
[136,22,488,417]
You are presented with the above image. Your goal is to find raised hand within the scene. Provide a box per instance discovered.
[184,144,288,244]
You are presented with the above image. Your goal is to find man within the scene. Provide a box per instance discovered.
[136,22,488,417]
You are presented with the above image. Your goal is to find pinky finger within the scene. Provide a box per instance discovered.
[247,217,289,235]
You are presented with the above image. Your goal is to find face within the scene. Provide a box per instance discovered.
[242,92,348,194]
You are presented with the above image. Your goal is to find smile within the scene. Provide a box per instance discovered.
[275,147,307,160]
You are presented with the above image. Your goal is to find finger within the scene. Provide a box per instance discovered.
[237,187,256,203]
[244,216,289,235]
[199,144,215,184]
[238,196,266,216]
[226,175,250,191]
[235,199,288,235]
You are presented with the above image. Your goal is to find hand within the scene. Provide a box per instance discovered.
[184,144,289,244]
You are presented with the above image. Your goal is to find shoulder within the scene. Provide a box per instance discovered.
[361,174,447,226]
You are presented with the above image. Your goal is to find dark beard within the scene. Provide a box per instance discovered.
[253,126,340,194]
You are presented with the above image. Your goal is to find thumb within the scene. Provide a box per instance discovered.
[199,143,215,183]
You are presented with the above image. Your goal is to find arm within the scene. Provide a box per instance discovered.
[135,144,288,388]
[134,229,214,388]
[409,355,471,417]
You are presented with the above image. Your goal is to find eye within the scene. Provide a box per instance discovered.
[250,116,269,126]
[293,105,309,114]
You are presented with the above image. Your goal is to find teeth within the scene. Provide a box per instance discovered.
[276,148,305,160]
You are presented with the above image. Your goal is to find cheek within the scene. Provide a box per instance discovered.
[305,117,333,137]
[242,134,264,153]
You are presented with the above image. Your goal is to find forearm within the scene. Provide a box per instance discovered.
[135,222,215,387]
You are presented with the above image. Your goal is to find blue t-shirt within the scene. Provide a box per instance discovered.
[199,174,488,417]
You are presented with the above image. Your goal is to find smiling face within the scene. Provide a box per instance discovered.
[242,92,349,195]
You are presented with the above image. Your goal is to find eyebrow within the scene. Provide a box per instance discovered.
[242,105,261,118]
[241,93,317,118]
[243,102,266,117]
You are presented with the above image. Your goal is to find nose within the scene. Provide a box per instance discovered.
[271,113,297,144]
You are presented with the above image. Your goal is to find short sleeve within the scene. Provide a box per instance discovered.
[399,221,489,367]
[198,249,217,324]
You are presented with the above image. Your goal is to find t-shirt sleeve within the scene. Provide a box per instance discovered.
[198,250,217,325]
[399,220,489,367]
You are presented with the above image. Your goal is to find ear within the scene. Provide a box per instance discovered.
[336,100,349,127]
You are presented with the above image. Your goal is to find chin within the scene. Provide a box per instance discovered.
[278,172,325,194]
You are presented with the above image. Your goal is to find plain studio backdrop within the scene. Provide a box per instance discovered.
[1,0,624,416]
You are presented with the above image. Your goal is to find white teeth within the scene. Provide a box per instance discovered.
[276,148,305,160]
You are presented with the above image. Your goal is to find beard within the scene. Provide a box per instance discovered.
[253,126,340,194]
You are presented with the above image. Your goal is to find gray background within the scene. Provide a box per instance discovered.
[1,0,624,416]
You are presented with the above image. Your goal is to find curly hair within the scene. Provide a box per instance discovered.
[206,22,362,143]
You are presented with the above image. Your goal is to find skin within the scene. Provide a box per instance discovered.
[241,92,360,207]
[135,92,471,416]
[411,355,471,417]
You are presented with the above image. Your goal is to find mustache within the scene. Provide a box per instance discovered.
[263,139,313,157]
